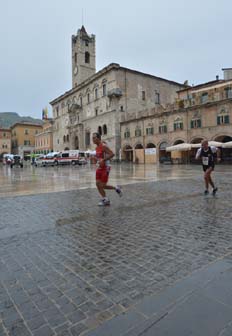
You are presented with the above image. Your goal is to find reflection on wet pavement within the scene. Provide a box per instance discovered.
[1,162,230,197]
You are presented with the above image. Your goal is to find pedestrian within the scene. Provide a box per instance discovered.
[92,132,122,206]
[195,139,220,195]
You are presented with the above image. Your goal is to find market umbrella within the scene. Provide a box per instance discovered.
[191,141,223,148]
[166,143,192,152]
[222,141,232,148]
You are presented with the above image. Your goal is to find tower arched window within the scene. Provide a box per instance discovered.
[85,52,90,64]
[103,125,107,135]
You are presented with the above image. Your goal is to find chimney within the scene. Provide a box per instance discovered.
[222,68,232,80]
[216,75,219,80]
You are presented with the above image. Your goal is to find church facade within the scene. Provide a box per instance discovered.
[50,26,185,159]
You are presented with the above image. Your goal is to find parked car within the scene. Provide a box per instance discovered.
[3,154,14,165]
[34,155,45,167]
[10,155,23,168]
[159,156,172,164]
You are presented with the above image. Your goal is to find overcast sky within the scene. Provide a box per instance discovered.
[0,0,231,119]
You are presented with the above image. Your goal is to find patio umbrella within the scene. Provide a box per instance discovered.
[166,143,192,152]
[222,141,232,148]
[191,141,223,148]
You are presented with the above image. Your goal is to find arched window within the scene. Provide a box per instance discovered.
[95,88,98,100]
[135,126,142,137]
[217,109,230,125]
[85,131,90,146]
[124,128,130,139]
[98,126,102,136]
[103,124,107,135]
[67,134,69,142]
[190,117,201,128]
[174,117,183,131]
[79,95,83,107]
[159,120,167,134]
[85,52,90,64]
[63,135,66,143]
[75,136,79,149]
[146,123,154,135]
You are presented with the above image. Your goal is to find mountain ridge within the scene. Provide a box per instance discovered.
[0,112,43,128]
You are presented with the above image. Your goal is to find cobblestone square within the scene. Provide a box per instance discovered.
[0,164,231,335]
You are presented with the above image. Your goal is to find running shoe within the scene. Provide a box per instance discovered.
[98,199,110,206]
[115,186,123,197]
[204,190,209,195]
[212,187,218,196]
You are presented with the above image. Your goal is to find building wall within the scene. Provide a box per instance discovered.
[52,66,120,154]
[121,96,232,163]
[116,69,182,117]
[35,120,53,153]
[0,129,11,155]
[51,65,184,159]
[11,123,43,156]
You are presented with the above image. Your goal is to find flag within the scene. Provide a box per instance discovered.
[42,107,48,119]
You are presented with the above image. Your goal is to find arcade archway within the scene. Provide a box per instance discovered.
[145,143,156,164]
[159,142,170,163]
[214,135,232,163]
[134,144,144,163]
[122,145,133,162]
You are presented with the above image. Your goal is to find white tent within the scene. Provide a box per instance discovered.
[222,141,232,148]
[191,141,223,148]
[166,143,192,152]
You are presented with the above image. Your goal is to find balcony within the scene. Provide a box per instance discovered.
[107,88,122,98]
[68,104,81,113]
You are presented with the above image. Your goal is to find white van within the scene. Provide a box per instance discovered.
[41,152,60,166]
[56,150,80,165]
[3,154,14,165]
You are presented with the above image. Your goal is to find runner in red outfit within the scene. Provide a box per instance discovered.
[92,132,122,206]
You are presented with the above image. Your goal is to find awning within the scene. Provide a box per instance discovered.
[222,141,232,148]
[191,141,223,148]
[166,143,192,152]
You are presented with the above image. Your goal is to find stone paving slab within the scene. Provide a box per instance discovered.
[0,176,232,335]
[123,256,232,336]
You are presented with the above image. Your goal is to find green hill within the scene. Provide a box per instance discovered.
[0,112,43,128]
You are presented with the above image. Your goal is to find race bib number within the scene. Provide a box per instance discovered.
[202,157,209,166]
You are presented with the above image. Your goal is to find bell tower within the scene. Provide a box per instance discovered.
[72,26,96,88]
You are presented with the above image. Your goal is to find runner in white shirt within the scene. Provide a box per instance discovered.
[195,140,220,195]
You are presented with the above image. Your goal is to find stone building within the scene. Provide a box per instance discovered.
[50,26,185,159]
[11,122,43,158]
[121,69,232,163]
[35,119,54,154]
[0,128,11,157]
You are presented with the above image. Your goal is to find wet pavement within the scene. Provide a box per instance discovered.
[0,163,232,335]
[0,162,207,197]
